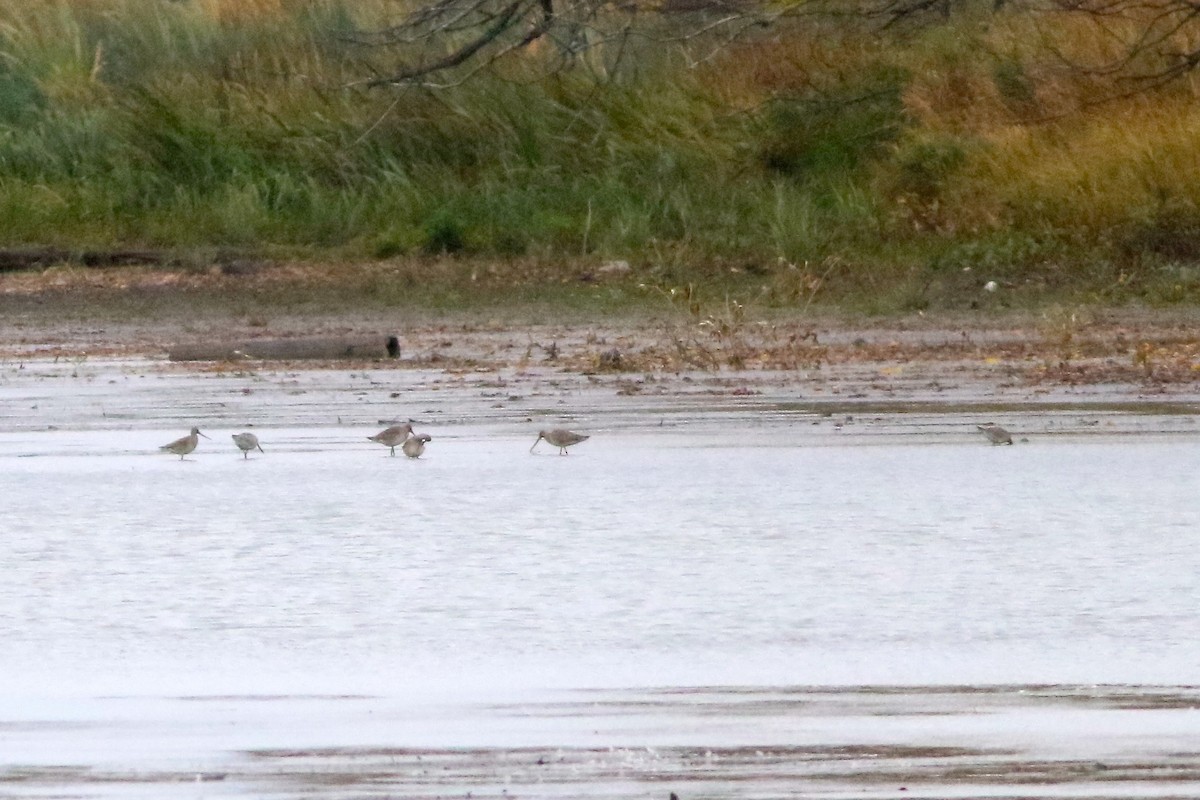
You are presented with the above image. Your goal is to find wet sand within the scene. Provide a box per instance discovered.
[2,305,1200,421]
[6,685,1200,799]
[1,257,1197,391]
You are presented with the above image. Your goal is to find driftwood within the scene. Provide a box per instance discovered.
[169,336,401,362]
[0,248,175,272]
[0,247,269,273]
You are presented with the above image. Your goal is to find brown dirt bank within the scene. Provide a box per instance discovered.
[1,260,1198,400]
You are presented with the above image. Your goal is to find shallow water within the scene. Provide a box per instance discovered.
[2,358,1199,797]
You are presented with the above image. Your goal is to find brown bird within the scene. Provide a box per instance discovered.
[160,427,209,460]
[231,432,264,459]
[531,428,589,455]
[368,423,413,456]
[402,432,432,459]
[976,422,1013,445]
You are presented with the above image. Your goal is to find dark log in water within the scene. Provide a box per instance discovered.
[169,335,401,361]
[0,248,173,271]
[0,247,270,273]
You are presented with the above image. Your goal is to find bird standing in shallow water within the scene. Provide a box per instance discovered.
[402,433,432,459]
[231,432,264,459]
[976,423,1013,445]
[368,423,414,456]
[160,427,209,460]
[530,428,589,455]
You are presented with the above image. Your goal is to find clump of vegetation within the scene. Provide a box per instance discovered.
[1039,304,1094,366]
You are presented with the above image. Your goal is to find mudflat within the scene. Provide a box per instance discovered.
[1,261,1198,407]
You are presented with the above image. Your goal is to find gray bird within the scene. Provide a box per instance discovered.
[402,432,432,459]
[231,432,264,459]
[976,423,1013,445]
[531,428,590,455]
[368,424,414,456]
[160,427,209,460]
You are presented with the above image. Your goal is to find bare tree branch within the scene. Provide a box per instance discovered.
[361,0,530,87]
[1042,0,1200,86]
[338,0,1200,100]
[343,0,806,88]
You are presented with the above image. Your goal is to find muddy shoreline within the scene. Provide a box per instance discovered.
[0,264,1195,368]
[7,684,1200,800]
[2,289,1200,407]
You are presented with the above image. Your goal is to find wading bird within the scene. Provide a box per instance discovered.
[976,423,1013,445]
[368,423,414,456]
[402,432,432,459]
[530,428,589,455]
[160,427,209,460]
[231,432,264,459]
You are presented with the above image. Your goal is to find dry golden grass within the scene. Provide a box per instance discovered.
[871,5,1200,238]
[940,99,1200,234]
[199,0,286,23]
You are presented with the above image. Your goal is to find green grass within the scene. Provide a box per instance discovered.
[1,0,1200,314]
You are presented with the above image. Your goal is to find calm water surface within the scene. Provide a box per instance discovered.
[4,426,1198,691]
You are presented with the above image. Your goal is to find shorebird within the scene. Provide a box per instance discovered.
[231,432,264,459]
[976,422,1013,445]
[402,432,432,459]
[368,423,413,456]
[530,428,589,455]
[160,427,209,460]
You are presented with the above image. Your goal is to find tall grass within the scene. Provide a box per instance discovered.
[1,0,1199,306]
